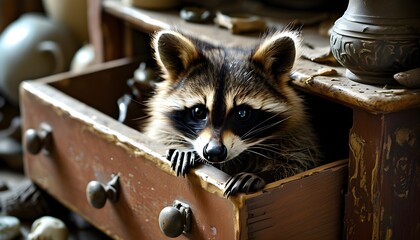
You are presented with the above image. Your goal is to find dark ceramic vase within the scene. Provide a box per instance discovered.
[330,0,420,85]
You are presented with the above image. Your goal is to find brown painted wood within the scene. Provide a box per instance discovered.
[87,0,104,64]
[21,58,348,239]
[88,0,125,63]
[242,161,348,240]
[344,108,420,239]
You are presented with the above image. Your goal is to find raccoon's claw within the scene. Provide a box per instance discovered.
[166,149,196,177]
[224,173,266,197]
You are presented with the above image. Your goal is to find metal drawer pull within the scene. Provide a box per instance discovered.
[159,200,191,238]
[86,175,119,209]
[24,123,52,154]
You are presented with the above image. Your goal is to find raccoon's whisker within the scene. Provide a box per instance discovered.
[244,149,271,160]
[131,115,150,121]
[248,145,282,156]
[253,142,279,146]
[222,155,246,174]
[282,148,315,161]
[155,129,186,138]
[171,119,197,138]
[126,95,149,107]
[242,116,291,140]
[243,115,290,139]
[165,139,188,145]
[154,129,193,147]
[174,123,195,136]
[242,113,282,139]
[160,138,188,147]
[252,140,282,149]
[278,145,315,153]
[195,155,207,164]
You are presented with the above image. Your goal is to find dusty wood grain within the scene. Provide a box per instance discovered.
[292,59,420,114]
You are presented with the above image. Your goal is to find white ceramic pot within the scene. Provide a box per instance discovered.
[0,13,78,104]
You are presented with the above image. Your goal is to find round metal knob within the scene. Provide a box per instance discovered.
[159,206,186,238]
[24,123,52,154]
[86,181,107,208]
[159,200,191,238]
[25,129,42,154]
[86,175,119,209]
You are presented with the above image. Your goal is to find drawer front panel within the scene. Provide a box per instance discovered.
[21,85,237,239]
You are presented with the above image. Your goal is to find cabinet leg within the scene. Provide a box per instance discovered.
[344,108,420,239]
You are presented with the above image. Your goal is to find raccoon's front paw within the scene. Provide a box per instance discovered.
[166,149,197,177]
[224,173,266,197]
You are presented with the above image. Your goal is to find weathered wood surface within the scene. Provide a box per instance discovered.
[96,0,420,114]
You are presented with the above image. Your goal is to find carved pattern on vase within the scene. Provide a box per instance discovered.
[330,33,420,77]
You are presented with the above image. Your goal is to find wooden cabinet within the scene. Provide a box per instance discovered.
[21,0,420,239]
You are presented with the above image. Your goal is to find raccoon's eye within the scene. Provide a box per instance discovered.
[235,106,252,121]
[191,106,207,120]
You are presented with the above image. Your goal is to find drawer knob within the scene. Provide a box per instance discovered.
[86,175,119,209]
[24,123,52,154]
[159,200,191,238]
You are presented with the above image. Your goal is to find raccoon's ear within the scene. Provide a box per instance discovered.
[251,31,299,82]
[153,30,200,81]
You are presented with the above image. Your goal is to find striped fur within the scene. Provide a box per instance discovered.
[144,29,321,185]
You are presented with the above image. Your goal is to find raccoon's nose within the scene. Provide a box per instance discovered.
[203,141,227,163]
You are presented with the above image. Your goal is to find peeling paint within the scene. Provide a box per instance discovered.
[210,226,217,236]
[349,133,365,179]
[383,136,392,172]
[393,157,412,199]
[372,207,382,240]
[371,151,379,204]
[360,159,368,193]
[385,228,392,240]
[232,195,245,240]
[395,128,416,146]
[349,132,366,209]
[360,206,366,222]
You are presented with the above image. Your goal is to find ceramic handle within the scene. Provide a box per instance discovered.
[86,175,119,209]
[24,123,52,155]
[38,41,65,74]
[159,200,191,238]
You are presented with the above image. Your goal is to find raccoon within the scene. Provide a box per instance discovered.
[144,29,322,196]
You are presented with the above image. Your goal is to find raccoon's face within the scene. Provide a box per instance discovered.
[150,30,304,165]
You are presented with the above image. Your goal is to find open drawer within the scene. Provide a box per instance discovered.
[20,58,348,240]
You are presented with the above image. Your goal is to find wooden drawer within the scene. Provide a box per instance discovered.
[20,58,348,240]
